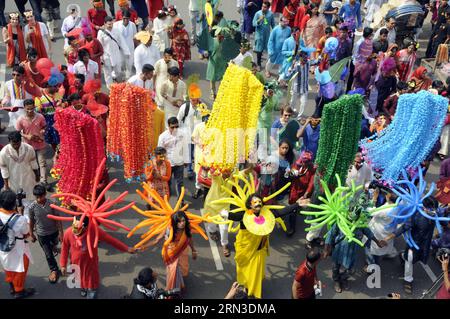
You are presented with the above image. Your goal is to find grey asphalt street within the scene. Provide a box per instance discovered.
[0,0,445,299]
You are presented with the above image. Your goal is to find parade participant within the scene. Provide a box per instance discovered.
[153,9,171,53]
[382,81,408,120]
[60,215,136,299]
[81,79,109,107]
[128,64,155,91]
[353,27,374,67]
[78,26,104,76]
[144,146,171,203]
[373,17,396,45]
[41,0,61,42]
[2,12,26,67]
[292,248,321,299]
[68,73,85,98]
[131,0,150,30]
[21,48,45,88]
[353,53,377,92]
[191,110,210,199]
[73,49,100,82]
[166,5,179,26]
[396,41,418,82]
[0,131,39,202]
[29,184,63,283]
[338,0,362,33]
[270,0,285,16]
[279,28,301,86]
[283,0,300,28]
[316,27,333,58]
[113,10,137,79]
[154,48,178,106]
[170,18,191,76]
[345,152,372,191]
[157,117,190,198]
[258,82,280,144]
[16,99,48,187]
[302,3,327,48]
[87,0,107,38]
[436,253,450,299]
[243,0,263,40]
[288,51,313,117]
[375,57,397,114]
[271,106,294,145]
[64,36,79,72]
[1,66,34,129]
[409,66,433,92]
[61,4,82,49]
[287,150,316,235]
[115,0,138,23]
[128,267,159,299]
[335,25,352,61]
[0,190,35,299]
[372,28,389,54]
[134,31,161,78]
[68,93,87,113]
[232,39,254,66]
[24,10,51,59]
[297,115,321,161]
[369,112,389,135]
[160,67,187,122]
[147,0,164,20]
[97,16,131,88]
[252,1,275,69]
[265,16,291,78]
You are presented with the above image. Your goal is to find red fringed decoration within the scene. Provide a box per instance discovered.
[48,158,134,258]
[53,107,105,201]
[107,83,155,182]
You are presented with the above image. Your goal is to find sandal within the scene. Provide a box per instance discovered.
[48,271,59,284]
[403,281,413,295]
[209,231,220,242]
[223,245,231,257]
[334,281,342,293]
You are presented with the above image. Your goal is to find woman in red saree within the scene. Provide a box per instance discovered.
[170,18,191,77]
[409,66,433,92]
[2,13,26,67]
[302,4,327,48]
[283,0,301,28]
[396,41,417,82]
[144,147,172,204]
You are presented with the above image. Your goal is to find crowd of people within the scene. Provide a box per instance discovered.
[0,0,449,301]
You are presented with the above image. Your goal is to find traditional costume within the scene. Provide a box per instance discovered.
[170,19,191,76]
[1,79,33,128]
[396,47,417,82]
[2,13,26,67]
[113,19,137,79]
[133,31,161,75]
[154,57,178,105]
[152,14,171,53]
[61,4,83,49]
[23,11,50,59]
[243,0,263,36]
[87,1,107,38]
[252,8,275,66]
[266,24,291,74]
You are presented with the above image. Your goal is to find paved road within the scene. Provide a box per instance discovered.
[0,0,444,299]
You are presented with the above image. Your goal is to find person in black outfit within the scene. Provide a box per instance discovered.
[128,267,159,299]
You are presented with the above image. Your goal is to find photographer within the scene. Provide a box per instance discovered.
[128,267,159,299]
[436,251,450,299]
[0,190,35,299]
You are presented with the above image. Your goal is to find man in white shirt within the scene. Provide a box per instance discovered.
[0,190,34,299]
[73,49,100,81]
[160,66,187,123]
[113,10,137,79]
[134,31,161,77]
[373,17,396,45]
[157,117,190,199]
[346,152,373,191]
[154,48,179,106]
[127,64,154,93]
[97,16,131,88]
[61,4,83,49]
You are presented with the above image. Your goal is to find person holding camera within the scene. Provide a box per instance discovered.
[0,190,35,299]
[437,250,450,299]
[128,267,159,299]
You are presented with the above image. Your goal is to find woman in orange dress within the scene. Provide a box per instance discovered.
[2,13,26,67]
[144,147,171,204]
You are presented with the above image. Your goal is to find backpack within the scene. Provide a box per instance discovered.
[0,214,20,252]
[181,100,191,124]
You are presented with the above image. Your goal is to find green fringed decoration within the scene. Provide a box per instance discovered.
[315,94,363,186]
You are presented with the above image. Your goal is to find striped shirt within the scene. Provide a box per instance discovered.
[291,61,310,95]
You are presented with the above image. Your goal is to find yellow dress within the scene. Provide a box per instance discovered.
[235,229,269,299]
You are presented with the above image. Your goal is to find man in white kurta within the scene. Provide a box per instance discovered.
[346,152,373,191]
[154,49,178,106]
[1,68,33,128]
[61,4,83,49]
[97,17,131,88]
[127,63,155,91]
[160,67,187,123]
[133,32,161,77]
[0,132,39,203]
[113,12,137,79]
[0,190,33,298]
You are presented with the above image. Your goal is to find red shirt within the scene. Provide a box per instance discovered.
[294,261,316,299]
[436,279,450,299]
[15,113,47,150]
[115,8,139,22]
[87,8,108,38]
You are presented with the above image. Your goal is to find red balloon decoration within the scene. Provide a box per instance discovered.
[36,58,54,77]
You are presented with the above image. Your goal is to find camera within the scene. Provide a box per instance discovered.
[156,288,181,299]
[16,188,26,208]
[436,247,450,260]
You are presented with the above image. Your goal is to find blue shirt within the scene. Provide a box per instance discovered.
[339,2,362,30]
[302,124,320,160]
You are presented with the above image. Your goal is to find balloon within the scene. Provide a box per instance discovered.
[36,58,54,76]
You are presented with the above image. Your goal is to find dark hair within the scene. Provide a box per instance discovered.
[325,26,333,34]
[379,28,389,36]
[245,193,262,209]
[122,10,131,18]
[157,10,167,19]
[67,36,77,44]
[175,18,184,26]
[310,3,320,14]
[23,99,34,107]
[423,196,438,210]
[432,80,444,89]
[76,215,89,227]
[171,211,191,239]
[164,48,174,55]
[154,146,167,155]
[0,190,17,211]
[202,114,210,123]
[262,1,271,7]
[279,139,295,165]
[142,64,154,73]
[397,81,408,91]
[339,25,349,32]
[334,16,344,27]
[8,131,22,143]
[75,73,85,83]
[27,47,38,57]
[168,66,180,76]
[105,16,114,23]
[167,117,178,126]
[134,267,156,286]
[302,0,310,5]
[363,27,373,38]
[68,93,81,103]
[33,184,47,197]
[78,48,90,61]
[306,248,321,263]
[281,106,294,115]
[13,64,25,75]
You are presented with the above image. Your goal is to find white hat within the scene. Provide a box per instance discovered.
[331,1,343,8]
[66,4,81,14]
